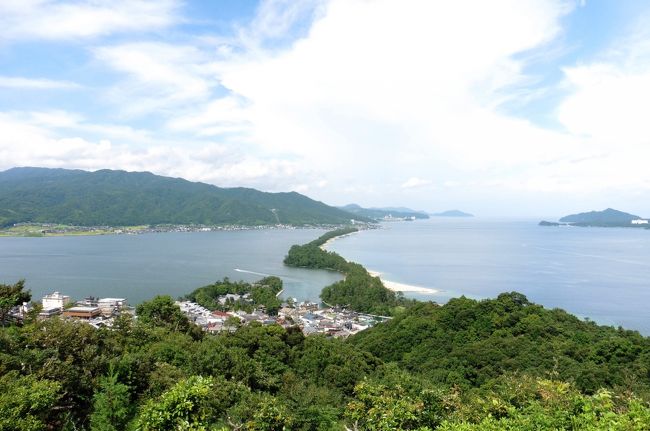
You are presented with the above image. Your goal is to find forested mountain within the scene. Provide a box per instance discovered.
[0,167,369,227]
[339,204,429,220]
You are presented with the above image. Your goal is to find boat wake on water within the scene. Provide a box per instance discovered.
[234,268,272,277]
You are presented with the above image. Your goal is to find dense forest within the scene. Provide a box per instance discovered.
[1,280,649,430]
[350,293,650,397]
[0,167,370,227]
[283,228,413,315]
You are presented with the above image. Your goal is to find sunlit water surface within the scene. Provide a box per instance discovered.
[2,219,649,334]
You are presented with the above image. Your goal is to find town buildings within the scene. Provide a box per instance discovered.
[63,306,101,319]
[32,291,384,338]
[37,291,130,325]
[175,299,387,338]
[42,291,70,309]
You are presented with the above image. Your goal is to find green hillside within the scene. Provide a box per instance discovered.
[349,293,650,398]
[1,280,649,430]
[0,167,369,227]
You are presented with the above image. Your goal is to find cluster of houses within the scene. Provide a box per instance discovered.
[8,290,386,338]
[176,298,388,338]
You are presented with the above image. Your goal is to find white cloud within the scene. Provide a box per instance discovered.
[401,177,432,189]
[558,64,650,142]
[207,1,577,196]
[9,0,587,211]
[166,96,251,137]
[549,19,650,198]
[0,0,179,41]
[93,42,218,116]
[197,0,650,213]
[234,0,326,52]
[0,112,307,191]
[0,76,81,89]
[5,0,650,215]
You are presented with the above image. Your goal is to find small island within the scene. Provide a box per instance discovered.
[540,208,649,228]
[538,220,561,227]
[431,209,474,217]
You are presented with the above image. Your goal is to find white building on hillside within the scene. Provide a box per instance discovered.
[42,292,71,309]
[97,298,127,316]
[632,219,649,225]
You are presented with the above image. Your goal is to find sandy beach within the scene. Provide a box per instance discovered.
[320,232,438,294]
[319,232,357,250]
[368,270,438,294]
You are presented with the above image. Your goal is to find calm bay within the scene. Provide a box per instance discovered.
[328,218,650,334]
[2,219,649,333]
[0,229,342,305]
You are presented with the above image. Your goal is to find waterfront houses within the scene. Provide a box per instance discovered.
[26,290,386,338]
[175,299,388,338]
[35,291,131,327]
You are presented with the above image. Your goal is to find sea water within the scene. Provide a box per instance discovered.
[2,219,649,334]
[0,229,342,305]
[328,218,650,334]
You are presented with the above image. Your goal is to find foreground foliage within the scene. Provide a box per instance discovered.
[0,279,30,326]
[350,292,650,397]
[2,281,650,430]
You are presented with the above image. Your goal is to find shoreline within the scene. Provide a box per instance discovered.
[319,228,438,295]
[367,270,439,294]
[319,231,360,250]
[0,223,363,238]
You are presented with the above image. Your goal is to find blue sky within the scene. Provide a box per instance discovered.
[1,0,650,217]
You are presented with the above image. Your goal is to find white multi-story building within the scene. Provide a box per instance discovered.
[42,292,71,310]
[632,219,649,225]
[97,298,127,316]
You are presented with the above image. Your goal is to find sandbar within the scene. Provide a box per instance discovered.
[368,270,438,294]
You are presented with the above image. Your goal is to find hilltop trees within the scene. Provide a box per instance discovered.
[89,371,131,431]
[1,279,650,429]
[350,293,650,397]
[135,295,192,333]
[0,279,30,326]
[185,276,284,315]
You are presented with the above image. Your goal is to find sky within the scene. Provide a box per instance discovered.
[1,0,650,217]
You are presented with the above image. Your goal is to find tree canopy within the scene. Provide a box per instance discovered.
[0,279,30,326]
[1,282,649,430]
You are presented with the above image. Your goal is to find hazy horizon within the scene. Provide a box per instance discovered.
[2,1,650,217]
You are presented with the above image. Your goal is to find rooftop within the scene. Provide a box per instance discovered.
[66,306,100,312]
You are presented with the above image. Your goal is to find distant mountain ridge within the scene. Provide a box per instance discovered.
[431,209,474,217]
[339,204,429,221]
[0,167,371,227]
